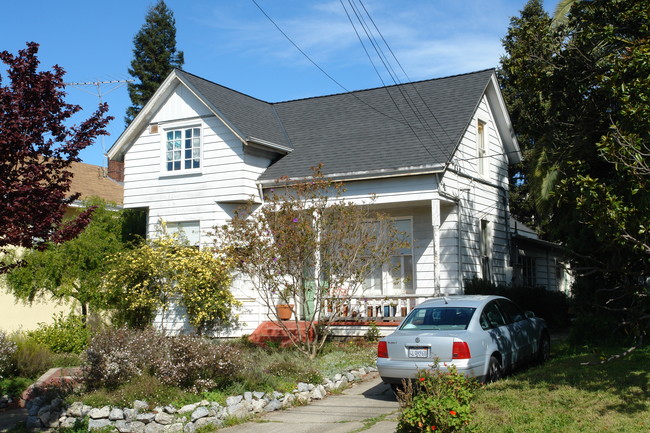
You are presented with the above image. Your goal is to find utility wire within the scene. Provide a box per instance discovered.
[356,0,455,147]
[340,0,438,161]
[347,0,443,147]
[250,0,453,162]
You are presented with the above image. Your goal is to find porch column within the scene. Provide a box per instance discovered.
[431,198,441,296]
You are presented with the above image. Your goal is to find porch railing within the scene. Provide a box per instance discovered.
[322,294,427,322]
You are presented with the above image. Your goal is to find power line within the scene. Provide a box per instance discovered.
[349,0,457,159]
[340,0,439,161]
[250,0,453,161]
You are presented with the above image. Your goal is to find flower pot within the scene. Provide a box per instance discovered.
[276,304,294,320]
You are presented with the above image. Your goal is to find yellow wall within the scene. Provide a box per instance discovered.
[0,290,73,332]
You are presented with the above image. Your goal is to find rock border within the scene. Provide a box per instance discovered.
[25,366,377,432]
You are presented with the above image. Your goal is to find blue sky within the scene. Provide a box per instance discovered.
[2,0,557,167]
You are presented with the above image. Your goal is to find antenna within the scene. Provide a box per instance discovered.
[64,79,134,157]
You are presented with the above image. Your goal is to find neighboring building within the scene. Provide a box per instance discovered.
[510,219,572,293]
[107,68,537,336]
[0,162,124,332]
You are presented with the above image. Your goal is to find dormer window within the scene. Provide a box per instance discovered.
[165,127,201,172]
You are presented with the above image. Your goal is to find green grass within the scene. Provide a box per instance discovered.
[471,344,650,433]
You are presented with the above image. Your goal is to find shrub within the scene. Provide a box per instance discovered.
[464,277,572,329]
[0,331,17,378]
[28,313,90,354]
[397,364,481,433]
[11,333,54,379]
[83,327,165,390]
[152,336,243,392]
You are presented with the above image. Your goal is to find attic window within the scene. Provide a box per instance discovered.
[165,127,201,171]
[477,120,487,176]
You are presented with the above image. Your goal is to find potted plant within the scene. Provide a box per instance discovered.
[276,303,294,320]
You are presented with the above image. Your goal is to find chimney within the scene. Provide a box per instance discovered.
[107,159,125,182]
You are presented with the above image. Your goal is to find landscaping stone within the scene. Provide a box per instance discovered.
[110,407,125,420]
[134,400,149,411]
[89,406,110,419]
[177,403,197,414]
[136,412,155,423]
[89,418,112,430]
[20,365,374,431]
[154,411,174,425]
[194,417,222,430]
[190,406,209,422]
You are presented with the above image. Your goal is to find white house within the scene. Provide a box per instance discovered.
[108,68,533,336]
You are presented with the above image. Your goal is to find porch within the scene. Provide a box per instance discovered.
[249,294,428,346]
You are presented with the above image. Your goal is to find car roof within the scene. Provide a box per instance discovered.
[414,295,504,309]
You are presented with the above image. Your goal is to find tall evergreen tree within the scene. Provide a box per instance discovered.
[500,0,650,344]
[125,0,184,125]
[498,0,560,230]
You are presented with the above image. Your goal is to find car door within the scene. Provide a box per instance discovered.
[480,301,515,368]
[496,299,534,362]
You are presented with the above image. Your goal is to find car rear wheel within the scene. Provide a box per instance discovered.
[486,355,502,383]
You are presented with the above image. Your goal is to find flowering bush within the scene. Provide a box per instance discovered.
[152,336,242,392]
[83,328,244,392]
[396,363,481,433]
[0,331,17,379]
[83,327,165,389]
[104,228,239,333]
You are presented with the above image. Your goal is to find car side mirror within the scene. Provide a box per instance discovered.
[525,311,536,319]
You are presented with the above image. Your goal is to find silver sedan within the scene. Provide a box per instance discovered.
[376,295,550,384]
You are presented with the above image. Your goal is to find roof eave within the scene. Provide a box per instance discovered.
[486,74,521,165]
[245,136,292,154]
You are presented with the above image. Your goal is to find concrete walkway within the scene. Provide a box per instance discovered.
[219,373,399,433]
[0,407,27,432]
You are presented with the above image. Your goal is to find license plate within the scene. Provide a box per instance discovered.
[408,347,429,358]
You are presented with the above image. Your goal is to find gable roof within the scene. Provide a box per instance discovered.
[68,161,124,205]
[109,69,519,183]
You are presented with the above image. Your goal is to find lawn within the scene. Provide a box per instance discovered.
[471,343,650,433]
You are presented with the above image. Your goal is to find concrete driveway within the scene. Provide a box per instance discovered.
[218,373,399,433]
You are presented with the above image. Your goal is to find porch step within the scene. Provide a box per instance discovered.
[249,321,315,347]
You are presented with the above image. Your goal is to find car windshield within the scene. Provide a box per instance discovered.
[399,307,476,331]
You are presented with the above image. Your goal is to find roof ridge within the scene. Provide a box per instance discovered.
[272,68,495,105]
[174,68,273,105]
[175,67,494,106]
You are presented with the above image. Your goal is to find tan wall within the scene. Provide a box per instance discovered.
[0,247,76,333]
[0,290,74,333]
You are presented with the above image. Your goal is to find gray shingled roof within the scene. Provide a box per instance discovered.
[177,70,290,148]
[177,69,495,181]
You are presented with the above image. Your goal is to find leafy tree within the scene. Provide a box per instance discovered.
[500,0,650,344]
[104,226,238,334]
[126,0,184,125]
[215,165,405,358]
[498,0,562,230]
[0,43,111,259]
[5,199,125,321]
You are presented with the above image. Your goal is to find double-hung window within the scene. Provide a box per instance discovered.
[165,127,201,172]
[363,218,414,294]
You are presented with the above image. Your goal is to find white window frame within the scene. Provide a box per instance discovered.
[166,220,201,247]
[363,217,414,295]
[477,119,488,177]
[480,219,491,281]
[160,122,203,175]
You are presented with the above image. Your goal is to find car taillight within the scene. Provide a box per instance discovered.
[377,341,388,358]
[452,341,471,359]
